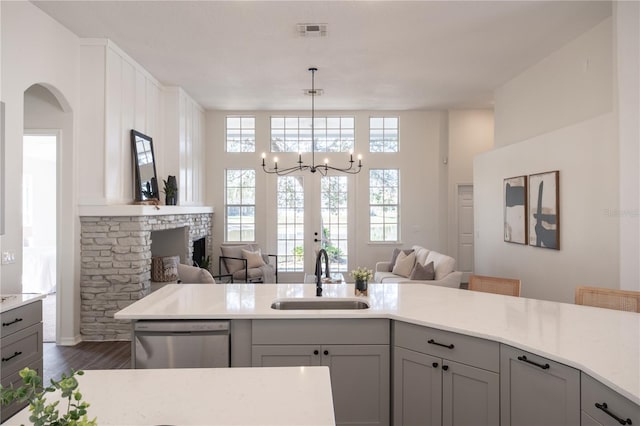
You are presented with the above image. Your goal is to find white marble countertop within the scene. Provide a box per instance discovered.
[3,367,335,426]
[0,293,46,314]
[114,283,640,405]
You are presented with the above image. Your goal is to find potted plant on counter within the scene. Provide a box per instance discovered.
[351,267,373,292]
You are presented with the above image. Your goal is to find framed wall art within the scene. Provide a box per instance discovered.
[528,170,560,249]
[504,175,527,244]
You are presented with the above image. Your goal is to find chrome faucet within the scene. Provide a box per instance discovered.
[315,249,330,297]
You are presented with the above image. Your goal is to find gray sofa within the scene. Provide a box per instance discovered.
[373,245,462,288]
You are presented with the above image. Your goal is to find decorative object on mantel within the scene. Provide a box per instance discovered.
[528,170,560,249]
[351,266,373,296]
[504,175,527,244]
[261,67,363,176]
[0,367,96,425]
[131,130,159,203]
[163,175,178,206]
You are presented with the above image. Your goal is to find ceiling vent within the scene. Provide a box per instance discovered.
[297,23,328,37]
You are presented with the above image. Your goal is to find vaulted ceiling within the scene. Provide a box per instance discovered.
[33,1,612,110]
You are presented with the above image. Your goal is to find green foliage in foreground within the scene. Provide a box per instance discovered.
[0,368,97,426]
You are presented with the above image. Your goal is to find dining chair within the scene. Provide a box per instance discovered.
[468,274,521,297]
[575,286,640,313]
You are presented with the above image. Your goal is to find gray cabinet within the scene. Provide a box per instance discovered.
[252,319,390,426]
[581,373,639,426]
[393,321,499,426]
[500,344,580,426]
[0,300,43,422]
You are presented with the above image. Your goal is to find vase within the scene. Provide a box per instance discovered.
[165,195,177,206]
[355,278,368,292]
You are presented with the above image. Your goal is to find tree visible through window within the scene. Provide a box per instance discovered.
[320,176,348,272]
[369,117,399,153]
[225,169,256,241]
[277,176,305,271]
[226,116,255,152]
[271,117,354,153]
[369,169,399,241]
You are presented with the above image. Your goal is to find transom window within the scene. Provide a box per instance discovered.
[226,116,255,152]
[270,117,355,153]
[369,117,399,153]
[369,169,399,242]
[225,169,256,242]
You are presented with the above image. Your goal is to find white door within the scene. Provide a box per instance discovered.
[457,185,474,283]
[275,173,353,282]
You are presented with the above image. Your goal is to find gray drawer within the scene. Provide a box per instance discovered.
[1,323,43,379]
[1,301,42,337]
[252,319,390,345]
[393,321,499,372]
[582,373,640,426]
[0,359,42,423]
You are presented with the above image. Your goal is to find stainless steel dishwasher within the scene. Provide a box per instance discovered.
[133,320,229,368]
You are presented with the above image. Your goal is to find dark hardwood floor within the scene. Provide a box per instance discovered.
[43,342,131,384]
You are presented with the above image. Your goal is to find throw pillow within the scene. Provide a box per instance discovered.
[388,248,415,272]
[242,249,266,268]
[410,261,435,280]
[221,244,255,274]
[392,251,416,278]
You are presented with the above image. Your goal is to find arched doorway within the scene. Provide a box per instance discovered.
[23,83,73,345]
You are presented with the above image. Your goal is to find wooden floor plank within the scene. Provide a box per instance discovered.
[43,342,131,384]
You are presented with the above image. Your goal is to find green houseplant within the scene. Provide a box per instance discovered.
[351,267,373,292]
[0,368,96,426]
[162,175,178,206]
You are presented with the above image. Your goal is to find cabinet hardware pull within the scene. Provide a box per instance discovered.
[2,351,22,362]
[432,362,438,368]
[517,355,550,370]
[2,318,23,327]
[323,350,329,356]
[427,339,454,349]
[442,365,449,371]
[313,350,319,355]
[595,402,633,425]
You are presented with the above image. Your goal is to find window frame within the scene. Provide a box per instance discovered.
[224,168,257,243]
[369,168,400,242]
[226,116,256,153]
[369,116,399,153]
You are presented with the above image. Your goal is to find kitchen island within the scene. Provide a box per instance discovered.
[115,283,640,404]
[3,366,335,426]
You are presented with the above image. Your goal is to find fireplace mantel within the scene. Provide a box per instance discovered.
[78,205,214,217]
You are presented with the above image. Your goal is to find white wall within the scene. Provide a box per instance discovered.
[206,110,451,277]
[494,18,613,148]
[474,16,619,303]
[615,1,640,291]
[163,87,206,205]
[1,1,80,343]
[78,40,163,205]
[447,110,494,263]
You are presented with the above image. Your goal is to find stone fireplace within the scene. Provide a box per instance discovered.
[79,205,213,341]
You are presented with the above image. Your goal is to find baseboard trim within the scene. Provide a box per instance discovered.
[57,335,82,346]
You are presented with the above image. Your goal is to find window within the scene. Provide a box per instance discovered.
[369,117,399,152]
[226,116,255,152]
[277,176,305,271]
[320,176,348,272]
[271,117,354,153]
[225,169,256,241]
[369,169,399,241]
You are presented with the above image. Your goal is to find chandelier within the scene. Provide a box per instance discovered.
[261,67,362,176]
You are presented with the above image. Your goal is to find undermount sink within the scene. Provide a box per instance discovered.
[271,299,370,310]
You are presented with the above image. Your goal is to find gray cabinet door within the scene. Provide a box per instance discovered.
[442,360,499,426]
[394,346,442,426]
[251,344,321,367]
[323,344,390,426]
[500,345,580,426]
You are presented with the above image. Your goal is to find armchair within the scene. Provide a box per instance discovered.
[219,244,278,283]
